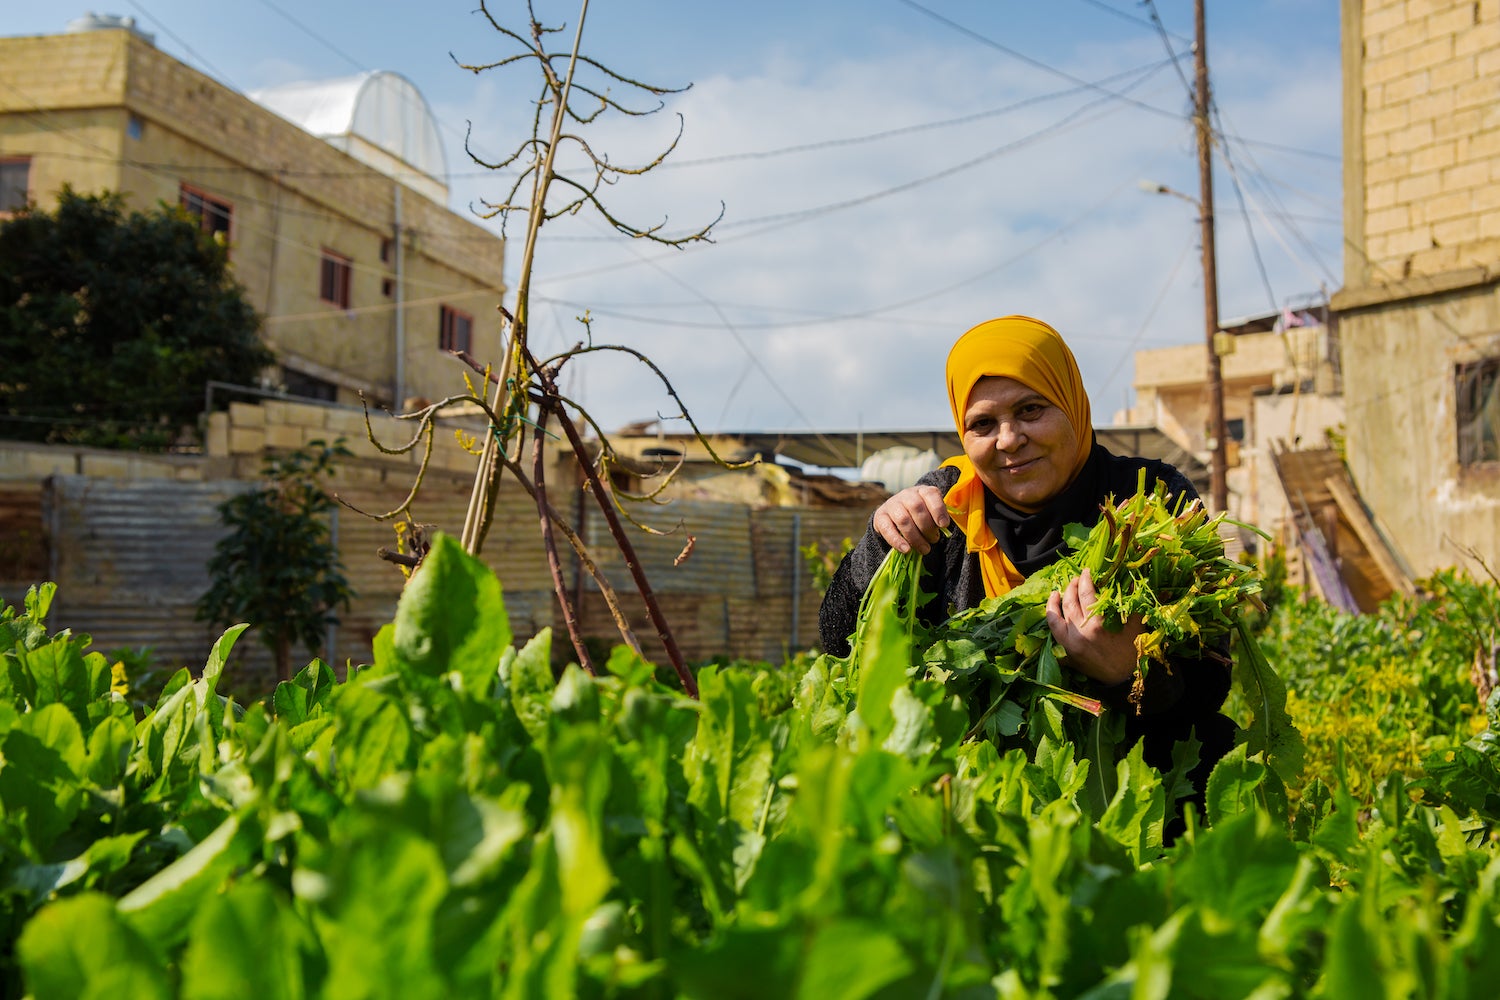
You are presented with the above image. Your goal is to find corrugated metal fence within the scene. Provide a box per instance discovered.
[1,469,875,697]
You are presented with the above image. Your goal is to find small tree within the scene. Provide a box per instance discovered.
[0,187,272,448]
[198,440,354,683]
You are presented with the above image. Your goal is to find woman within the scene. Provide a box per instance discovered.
[818,315,1235,792]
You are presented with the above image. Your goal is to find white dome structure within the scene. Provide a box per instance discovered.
[249,71,449,203]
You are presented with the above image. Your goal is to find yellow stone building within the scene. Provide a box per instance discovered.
[1334,0,1500,575]
[0,21,506,410]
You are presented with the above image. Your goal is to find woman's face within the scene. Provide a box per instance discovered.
[961,375,1080,511]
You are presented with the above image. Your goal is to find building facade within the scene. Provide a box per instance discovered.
[1124,310,1345,539]
[1334,0,1500,574]
[0,24,506,411]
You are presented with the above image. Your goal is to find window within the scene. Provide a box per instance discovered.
[282,368,338,402]
[179,184,232,241]
[320,249,353,310]
[380,238,393,264]
[439,305,473,353]
[381,278,395,298]
[1457,358,1500,466]
[1,157,31,213]
[126,114,145,141]
[1226,418,1246,443]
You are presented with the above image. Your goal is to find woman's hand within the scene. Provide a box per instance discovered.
[872,485,950,554]
[1045,568,1142,686]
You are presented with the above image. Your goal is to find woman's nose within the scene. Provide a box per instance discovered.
[995,419,1026,451]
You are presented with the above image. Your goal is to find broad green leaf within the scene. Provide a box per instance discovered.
[18,892,170,1000]
[672,926,801,1000]
[685,667,774,833]
[117,813,254,948]
[796,919,914,1000]
[1204,743,1265,826]
[273,658,339,725]
[1099,742,1166,865]
[393,532,509,698]
[319,827,448,1000]
[849,548,920,744]
[85,713,133,787]
[439,790,529,889]
[331,683,413,790]
[17,638,101,728]
[505,628,555,743]
[1317,892,1386,999]
[0,703,88,853]
[1233,619,1305,785]
[544,725,613,918]
[179,881,317,1000]
[201,622,250,694]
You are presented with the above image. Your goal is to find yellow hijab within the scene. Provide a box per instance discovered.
[941,316,1095,598]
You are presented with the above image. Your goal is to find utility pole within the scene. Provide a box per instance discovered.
[1195,0,1229,513]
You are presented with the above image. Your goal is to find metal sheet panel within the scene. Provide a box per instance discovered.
[583,498,755,598]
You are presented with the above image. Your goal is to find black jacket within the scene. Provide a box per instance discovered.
[817,445,1236,790]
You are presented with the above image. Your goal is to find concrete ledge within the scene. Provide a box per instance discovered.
[1331,264,1500,311]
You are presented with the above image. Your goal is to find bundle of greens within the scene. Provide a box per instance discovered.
[847,471,1281,773]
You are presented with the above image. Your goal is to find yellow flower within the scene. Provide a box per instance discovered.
[110,660,129,697]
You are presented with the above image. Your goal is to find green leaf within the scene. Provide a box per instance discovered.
[1233,619,1306,785]
[201,622,250,694]
[17,638,103,728]
[84,713,133,787]
[0,703,88,853]
[1204,743,1267,826]
[393,532,510,697]
[1098,741,1166,865]
[319,826,449,1000]
[273,658,339,725]
[179,881,317,1000]
[117,813,255,948]
[1318,891,1386,998]
[18,893,170,1000]
[331,683,414,790]
[505,629,555,744]
[796,919,915,1000]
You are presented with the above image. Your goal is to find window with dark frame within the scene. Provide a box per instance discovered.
[179,183,232,240]
[320,249,353,310]
[439,305,473,353]
[1457,357,1500,466]
[1,157,32,213]
[282,368,339,403]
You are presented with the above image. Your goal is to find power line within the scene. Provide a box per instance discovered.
[1073,0,1193,44]
[123,0,238,90]
[1141,0,1194,99]
[1095,230,1198,402]
[898,0,1189,123]
[254,0,367,75]
[654,57,1178,168]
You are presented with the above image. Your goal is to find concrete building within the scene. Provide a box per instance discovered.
[0,18,506,411]
[1122,309,1345,538]
[1334,0,1500,574]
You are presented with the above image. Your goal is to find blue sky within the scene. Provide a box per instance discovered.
[11,2,1344,446]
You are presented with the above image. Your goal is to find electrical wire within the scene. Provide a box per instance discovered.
[1094,229,1198,403]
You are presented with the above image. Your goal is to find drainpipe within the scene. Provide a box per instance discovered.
[394,184,405,409]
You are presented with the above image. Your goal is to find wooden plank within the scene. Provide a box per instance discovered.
[1324,475,1415,597]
